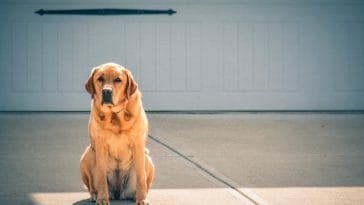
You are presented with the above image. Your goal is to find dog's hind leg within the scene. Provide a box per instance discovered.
[80,145,97,201]
[145,153,155,191]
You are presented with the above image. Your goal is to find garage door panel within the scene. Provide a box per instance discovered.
[145,92,364,111]
[73,23,89,92]
[42,22,59,92]
[12,22,28,92]
[223,23,238,91]
[222,22,300,93]
[237,23,254,91]
[133,22,203,93]
[155,23,171,91]
[144,92,306,111]
[124,23,141,82]
[88,22,124,67]
[268,23,284,91]
[253,23,270,90]
[58,22,74,92]
[0,22,11,108]
[170,23,187,91]
[334,93,364,109]
[335,21,364,92]
[140,22,157,91]
[282,23,300,91]
[27,22,43,91]
[201,22,223,93]
[186,23,201,92]
[3,93,90,111]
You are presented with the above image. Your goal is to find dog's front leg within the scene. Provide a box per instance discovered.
[95,138,109,205]
[133,141,148,205]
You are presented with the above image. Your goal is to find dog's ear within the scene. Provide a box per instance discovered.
[124,69,138,99]
[85,67,98,98]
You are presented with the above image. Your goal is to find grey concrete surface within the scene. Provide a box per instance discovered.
[0,113,250,205]
[149,113,364,205]
[0,112,363,205]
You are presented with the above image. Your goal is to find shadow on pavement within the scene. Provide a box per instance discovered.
[72,199,134,205]
[72,199,90,205]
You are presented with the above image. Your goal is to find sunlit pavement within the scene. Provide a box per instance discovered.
[1,112,363,205]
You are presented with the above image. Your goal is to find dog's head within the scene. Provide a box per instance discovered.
[85,63,137,109]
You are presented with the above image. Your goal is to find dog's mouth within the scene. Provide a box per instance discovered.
[102,101,113,106]
[102,98,113,106]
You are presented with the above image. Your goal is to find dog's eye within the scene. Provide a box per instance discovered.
[114,77,122,83]
[97,76,105,82]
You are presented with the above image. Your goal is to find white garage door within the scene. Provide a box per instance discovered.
[0,1,364,111]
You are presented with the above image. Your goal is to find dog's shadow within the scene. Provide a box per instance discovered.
[73,199,135,205]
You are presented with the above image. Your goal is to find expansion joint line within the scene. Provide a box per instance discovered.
[148,134,260,205]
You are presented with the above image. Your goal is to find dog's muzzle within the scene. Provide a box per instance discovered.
[102,88,113,105]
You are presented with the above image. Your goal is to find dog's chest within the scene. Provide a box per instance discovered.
[107,133,133,171]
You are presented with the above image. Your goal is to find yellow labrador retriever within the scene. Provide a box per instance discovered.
[80,63,154,205]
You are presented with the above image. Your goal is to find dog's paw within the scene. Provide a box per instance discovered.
[136,199,150,205]
[89,190,97,202]
[96,198,110,205]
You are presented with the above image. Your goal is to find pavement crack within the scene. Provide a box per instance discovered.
[149,134,262,205]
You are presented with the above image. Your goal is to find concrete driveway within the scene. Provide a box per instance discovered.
[0,112,363,205]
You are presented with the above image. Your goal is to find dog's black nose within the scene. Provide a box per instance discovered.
[102,89,112,104]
